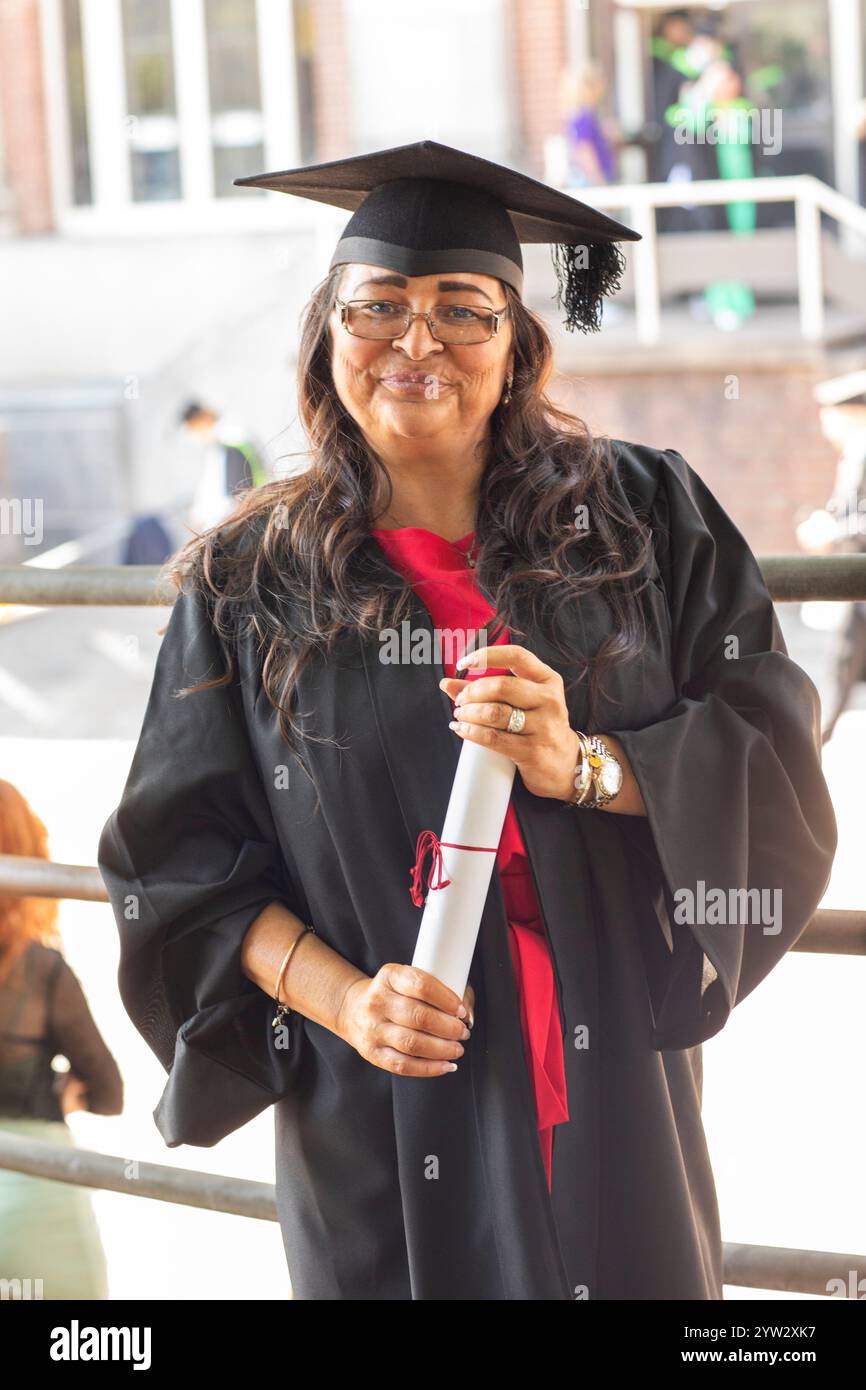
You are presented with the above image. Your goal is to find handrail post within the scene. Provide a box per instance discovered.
[795,183,825,341]
[632,200,660,345]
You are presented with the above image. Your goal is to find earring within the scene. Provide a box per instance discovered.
[501,371,514,407]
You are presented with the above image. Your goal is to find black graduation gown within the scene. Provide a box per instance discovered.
[97,439,837,1301]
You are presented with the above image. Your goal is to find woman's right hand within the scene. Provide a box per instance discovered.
[335,964,475,1077]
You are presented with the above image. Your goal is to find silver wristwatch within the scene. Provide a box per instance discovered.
[567,733,623,809]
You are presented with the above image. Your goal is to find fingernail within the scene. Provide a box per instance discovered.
[447,1062,458,1072]
[460,1026,471,1040]
[457,1004,467,1018]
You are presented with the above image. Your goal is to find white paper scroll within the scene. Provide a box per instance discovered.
[411,738,516,1000]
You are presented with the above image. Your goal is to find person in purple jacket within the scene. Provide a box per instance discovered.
[560,62,618,187]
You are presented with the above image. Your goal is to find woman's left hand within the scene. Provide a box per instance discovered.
[439,644,582,802]
[57,1072,89,1116]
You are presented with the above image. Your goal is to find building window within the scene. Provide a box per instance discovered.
[61,0,92,205]
[58,0,305,213]
[205,0,265,196]
[121,0,182,201]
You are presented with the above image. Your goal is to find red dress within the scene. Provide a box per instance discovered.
[371,526,570,1189]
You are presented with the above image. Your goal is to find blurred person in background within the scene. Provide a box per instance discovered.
[668,53,758,330]
[797,398,866,743]
[0,781,123,1299]
[120,513,175,566]
[650,12,727,233]
[855,95,866,207]
[178,400,269,533]
[560,61,619,188]
[659,21,738,238]
[649,8,697,229]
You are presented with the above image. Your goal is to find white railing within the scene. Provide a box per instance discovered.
[547,172,866,346]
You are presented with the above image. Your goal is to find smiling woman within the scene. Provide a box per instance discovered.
[329,263,514,536]
[98,140,837,1302]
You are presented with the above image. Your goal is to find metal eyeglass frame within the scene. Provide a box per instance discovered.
[334,297,510,343]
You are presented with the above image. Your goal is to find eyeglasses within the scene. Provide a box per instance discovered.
[335,298,509,344]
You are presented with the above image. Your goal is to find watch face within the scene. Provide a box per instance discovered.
[600,759,623,796]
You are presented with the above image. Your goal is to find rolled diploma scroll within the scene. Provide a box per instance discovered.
[411,737,516,1000]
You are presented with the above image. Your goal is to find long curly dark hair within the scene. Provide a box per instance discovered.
[162,266,654,781]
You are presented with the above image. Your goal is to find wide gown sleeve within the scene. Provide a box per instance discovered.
[97,579,304,1147]
[613,447,838,1050]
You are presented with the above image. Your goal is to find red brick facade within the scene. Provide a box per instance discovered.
[0,0,53,233]
[310,0,352,162]
[553,367,841,555]
[509,0,568,173]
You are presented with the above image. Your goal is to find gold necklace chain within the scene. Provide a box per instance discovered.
[376,509,478,566]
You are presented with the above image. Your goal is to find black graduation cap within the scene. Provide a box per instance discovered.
[234,139,641,333]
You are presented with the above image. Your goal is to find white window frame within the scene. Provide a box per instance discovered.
[40,0,305,234]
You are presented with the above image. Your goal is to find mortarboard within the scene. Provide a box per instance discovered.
[234,139,641,333]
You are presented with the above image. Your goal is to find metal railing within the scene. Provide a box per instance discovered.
[2,554,866,608]
[544,172,866,345]
[1,853,861,957]
[0,555,864,1299]
[0,1129,858,1297]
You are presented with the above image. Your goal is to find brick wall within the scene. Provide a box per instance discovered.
[311,0,351,160]
[510,0,568,174]
[551,368,841,555]
[0,0,53,232]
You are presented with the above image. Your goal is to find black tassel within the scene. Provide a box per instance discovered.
[550,238,628,333]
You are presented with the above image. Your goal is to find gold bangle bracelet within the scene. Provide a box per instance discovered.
[568,729,601,808]
[272,924,316,1029]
